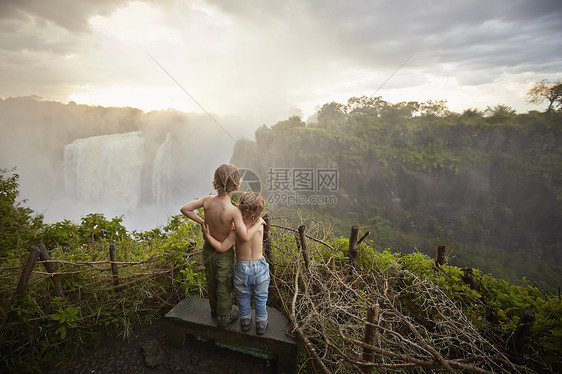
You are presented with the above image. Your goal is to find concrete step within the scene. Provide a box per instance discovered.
[163,297,299,374]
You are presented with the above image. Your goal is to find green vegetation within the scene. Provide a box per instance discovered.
[0,169,560,372]
[231,96,562,291]
[0,170,206,373]
[0,168,43,258]
[268,222,562,372]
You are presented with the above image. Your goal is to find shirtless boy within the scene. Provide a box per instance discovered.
[180,164,259,327]
[203,192,270,335]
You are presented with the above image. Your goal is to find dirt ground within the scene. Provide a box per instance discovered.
[48,318,278,374]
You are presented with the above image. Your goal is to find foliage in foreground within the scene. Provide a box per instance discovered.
[0,208,205,373]
[0,214,561,373]
[266,222,561,373]
[0,170,560,373]
[0,168,43,258]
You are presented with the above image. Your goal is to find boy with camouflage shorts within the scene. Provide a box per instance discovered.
[203,192,270,335]
[180,164,257,327]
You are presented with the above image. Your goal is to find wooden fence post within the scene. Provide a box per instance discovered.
[435,245,446,266]
[297,225,310,273]
[263,214,274,275]
[10,246,41,320]
[14,246,41,301]
[38,243,65,299]
[348,225,359,267]
[508,310,535,353]
[362,304,380,373]
[109,244,119,287]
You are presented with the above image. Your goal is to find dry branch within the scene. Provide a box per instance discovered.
[267,224,534,374]
[344,335,494,374]
[357,231,370,246]
[270,223,336,250]
[288,258,331,374]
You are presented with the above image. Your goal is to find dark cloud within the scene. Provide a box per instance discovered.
[0,0,124,57]
[206,0,562,77]
[0,0,128,33]
[0,17,80,54]
[336,0,562,71]
[0,0,560,117]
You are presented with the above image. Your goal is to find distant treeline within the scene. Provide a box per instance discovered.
[232,96,562,290]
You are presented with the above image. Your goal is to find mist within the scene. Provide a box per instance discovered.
[0,96,257,231]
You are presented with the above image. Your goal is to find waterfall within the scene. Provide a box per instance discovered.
[152,132,173,206]
[64,132,145,211]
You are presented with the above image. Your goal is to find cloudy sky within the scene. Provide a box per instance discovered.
[2,0,562,126]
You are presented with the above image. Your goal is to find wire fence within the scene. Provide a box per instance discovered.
[0,216,549,373]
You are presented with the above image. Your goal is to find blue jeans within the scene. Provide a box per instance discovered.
[234,257,270,322]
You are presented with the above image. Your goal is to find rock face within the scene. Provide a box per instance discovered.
[340,158,560,257]
[232,115,562,269]
[393,166,559,256]
[337,126,562,263]
[394,167,491,217]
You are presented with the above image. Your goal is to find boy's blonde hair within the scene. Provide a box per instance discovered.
[213,164,241,194]
[238,192,265,224]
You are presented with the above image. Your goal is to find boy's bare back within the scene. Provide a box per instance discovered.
[180,194,244,243]
[202,192,266,260]
[202,195,241,242]
[234,219,265,261]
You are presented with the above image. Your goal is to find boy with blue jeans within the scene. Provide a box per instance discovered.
[180,164,258,328]
[203,192,270,335]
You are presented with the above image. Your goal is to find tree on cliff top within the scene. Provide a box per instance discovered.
[526,79,562,112]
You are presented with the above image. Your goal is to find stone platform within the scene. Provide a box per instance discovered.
[163,297,299,374]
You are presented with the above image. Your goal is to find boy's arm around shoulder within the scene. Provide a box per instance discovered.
[180,196,208,226]
[202,223,236,252]
[232,209,255,241]
[246,217,266,239]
